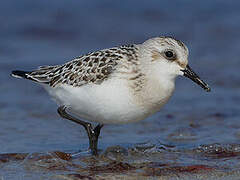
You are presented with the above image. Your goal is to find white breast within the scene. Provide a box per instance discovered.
[43,68,176,124]
[44,78,148,124]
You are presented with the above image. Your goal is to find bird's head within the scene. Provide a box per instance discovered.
[140,36,211,92]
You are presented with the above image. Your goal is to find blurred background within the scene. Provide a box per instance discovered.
[0,0,240,154]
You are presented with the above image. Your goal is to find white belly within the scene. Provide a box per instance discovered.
[44,78,148,124]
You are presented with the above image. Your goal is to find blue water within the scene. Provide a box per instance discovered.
[0,0,240,156]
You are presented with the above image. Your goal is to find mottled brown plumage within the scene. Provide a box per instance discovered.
[27,44,139,87]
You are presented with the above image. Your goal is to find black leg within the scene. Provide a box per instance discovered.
[57,106,104,155]
[90,124,104,155]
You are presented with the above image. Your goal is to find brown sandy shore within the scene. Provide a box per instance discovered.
[1,143,240,180]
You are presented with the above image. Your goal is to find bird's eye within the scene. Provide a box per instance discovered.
[165,51,173,57]
[164,50,176,60]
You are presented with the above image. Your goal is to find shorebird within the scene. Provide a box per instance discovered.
[11,36,211,155]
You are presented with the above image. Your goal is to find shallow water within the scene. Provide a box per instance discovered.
[0,0,240,179]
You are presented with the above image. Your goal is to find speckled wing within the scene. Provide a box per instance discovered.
[27,45,138,87]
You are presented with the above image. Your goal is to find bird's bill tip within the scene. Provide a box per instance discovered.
[181,65,211,92]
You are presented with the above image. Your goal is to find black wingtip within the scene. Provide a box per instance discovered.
[11,70,29,79]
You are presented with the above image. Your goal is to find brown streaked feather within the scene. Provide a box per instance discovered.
[25,45,139,87]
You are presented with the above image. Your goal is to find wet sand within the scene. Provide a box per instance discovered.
[2,143,240,179]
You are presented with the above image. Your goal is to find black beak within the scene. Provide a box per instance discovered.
[181,65,211,92]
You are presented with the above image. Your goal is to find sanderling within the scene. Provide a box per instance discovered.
[11,36,211,155]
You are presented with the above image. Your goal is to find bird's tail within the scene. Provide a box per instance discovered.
[11,66,57,83]
[11,70,32,80]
